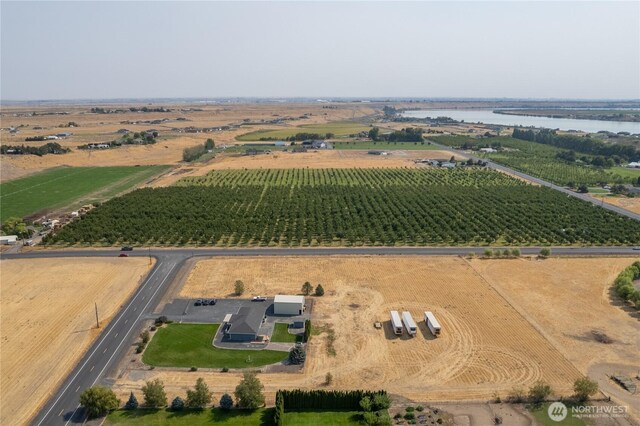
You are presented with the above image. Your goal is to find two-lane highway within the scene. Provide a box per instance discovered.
[27,253,187,425]
[2,246,637,425]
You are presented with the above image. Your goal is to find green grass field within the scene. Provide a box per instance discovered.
[528,403,586,426]
[609,166,640,179]
[106,408,361,425]
[235,121,371,141]
[142,324,287,369]
[270,323,301,343]
[332,141,441,150]
[0,166,169,222]
[106,408,272,425]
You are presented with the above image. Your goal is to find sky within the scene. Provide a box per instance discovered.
[1,1,639,101]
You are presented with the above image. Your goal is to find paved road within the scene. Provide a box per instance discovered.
[4,245,637,425]
[429,142,640,221]
[25,253,187,426]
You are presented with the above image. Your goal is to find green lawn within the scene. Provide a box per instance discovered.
[106,408,362,425]
[0,166,169,222]
[142,324,287,369]
[332,141,441,150]
[587,187,610,194]
[609,166,640,179]
[528,403,586,426]
[235,121,371,141]
[106,408,272,425]
[270,323,301,343]
[284,410,362,425]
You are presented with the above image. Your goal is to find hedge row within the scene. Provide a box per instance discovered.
[613,261,640,309]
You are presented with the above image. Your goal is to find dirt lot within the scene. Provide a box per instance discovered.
[592,195,640,215]
[111,256,639,408]
[0,257,153,426]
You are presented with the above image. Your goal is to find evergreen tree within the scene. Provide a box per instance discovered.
[314,284,325,296]
[171,396,185,411]
[124,392,138,410]
[219,393,234,410]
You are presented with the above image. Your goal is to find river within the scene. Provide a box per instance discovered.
[401,109,640,134]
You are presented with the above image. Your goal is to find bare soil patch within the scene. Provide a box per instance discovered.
[0,257,153,426]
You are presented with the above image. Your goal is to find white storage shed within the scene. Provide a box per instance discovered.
[273,295,305,315]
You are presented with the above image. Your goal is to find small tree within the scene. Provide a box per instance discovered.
[539,248,551,258]
[205,138,215,150]
[484,249,493,258]
[511,248,521,257]
[288,344,306,365]
[234,280,244,296]
[171,396,185,411]
[234,371,265,409]
[186,378,213,409]
[142,378,167,408]
[219,393,234,410]
[502,249,510,258]
[315,284,325,296]
[372,393,391,410]
[574,377,598,402]
[301,281,313,295]
[124,392,139,410]
[79,386,119,419]
[528,381,552,404]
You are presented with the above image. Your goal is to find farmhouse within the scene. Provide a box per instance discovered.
[225,306,265,341]
[0,235,18,245]
[274,295,305,315]
[302,140,326,149]
[625,162,640,168]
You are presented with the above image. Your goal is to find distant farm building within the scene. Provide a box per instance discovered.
[479,147,497,153]
[273,295,305,315]
[0,235,18,245]
[302,140,326,149]
[625,162,640,168]
[225,307,265,341]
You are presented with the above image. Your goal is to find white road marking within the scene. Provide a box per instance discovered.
[89,365,94,372]
[35,263,162,426]
[75,386,80,393]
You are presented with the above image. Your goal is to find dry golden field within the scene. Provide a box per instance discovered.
[591,195,640,215]
[0,257,153,426]
[110,256,640,407]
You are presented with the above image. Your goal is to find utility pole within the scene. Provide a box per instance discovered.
[95,302,100,328]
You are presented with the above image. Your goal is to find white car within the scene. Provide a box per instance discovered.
[252,296,267,302]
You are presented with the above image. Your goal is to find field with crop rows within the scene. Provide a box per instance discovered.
[0,165,169,222]
[47,168,640,246]
[429,136,635,185]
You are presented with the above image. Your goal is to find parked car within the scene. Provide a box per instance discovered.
[121,246,133,251]
[194,299,203,306]
[633,247,640,251]
[252,296,266,302]
[118,253,128,257]
[209,299,217,305]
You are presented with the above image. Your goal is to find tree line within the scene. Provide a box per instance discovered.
[182,138,215,162]
[368,127,423,142]
[0,142,70,156]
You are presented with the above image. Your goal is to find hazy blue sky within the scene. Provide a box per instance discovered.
[1,1,638,100]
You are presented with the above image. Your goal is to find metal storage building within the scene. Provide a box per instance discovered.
[273,295,305,315]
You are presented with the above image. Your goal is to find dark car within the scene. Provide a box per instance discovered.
[209,299,217,306]
[118,253,129,257]
[194,299,203,306]
[121,246,133,251]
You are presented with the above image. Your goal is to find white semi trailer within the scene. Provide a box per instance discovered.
[390,310,403,335]
[424,311,441,336]
[401,311,417,336]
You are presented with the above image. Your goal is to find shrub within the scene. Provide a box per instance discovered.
[140,330,150,344]
[404,412,416,420]
[315,284,325,296]
[372,393,391,410]
[190,366,198,372]
[511,248,521,257]
[219,393,234,410]
[507,387,526,403]
[360,396,373,412]
[528,381,552,404]
[574,377,598,402]
[394,413,402,419]
[324,372,333,385]
[416,405,424,412]
[303,319,312,343]
[221,367,229,372]
[234,280,244,296]
[171,396,185,411]
[154,316,168,326]
[484,249,493,258]
[135,341,145,354]
[539,248,551,258]
[124,392,138,410]
[502,249,510,257]
[288,345,306,365]
[406,406,415,412]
